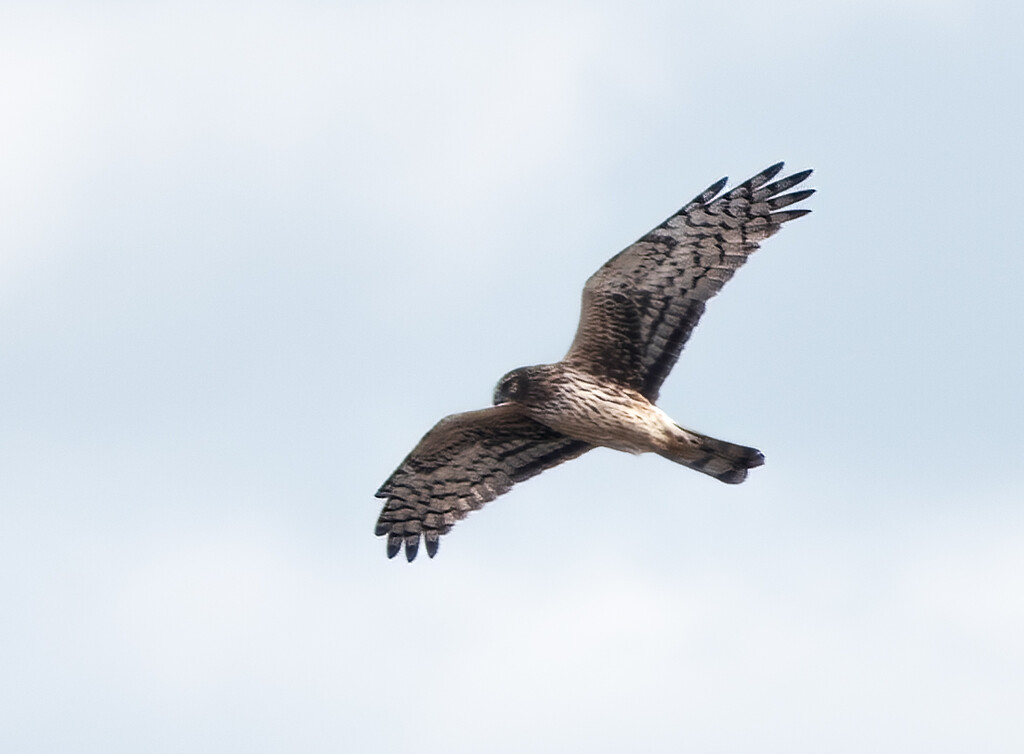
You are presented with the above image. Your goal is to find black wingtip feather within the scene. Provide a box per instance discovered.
[705,176,728,200]
[766,189,815,211]
[386,536,401,559]
[687,176,728,209]
[404,535,420,562]
[782,167,813,185]
[753,169,813,201]
[772,208,812,223]
[720,162,787,199]
[756,162,786,186]
[425,535,440,558]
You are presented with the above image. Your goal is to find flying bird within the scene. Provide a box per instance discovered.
[375,162,813,561]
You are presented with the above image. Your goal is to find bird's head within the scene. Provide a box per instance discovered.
[493,367,532,405]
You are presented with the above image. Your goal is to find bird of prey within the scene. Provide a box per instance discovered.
[375,162,813,561]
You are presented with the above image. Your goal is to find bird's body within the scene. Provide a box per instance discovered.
[495,364,665,454]
[494,363,758,476]
[375,162,813,560]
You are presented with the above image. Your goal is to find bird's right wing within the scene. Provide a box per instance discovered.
[375,404,592,561]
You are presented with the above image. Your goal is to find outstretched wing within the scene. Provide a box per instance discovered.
[375,404,591,561]
[565,162,814,400]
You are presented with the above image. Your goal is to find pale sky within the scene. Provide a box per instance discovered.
[2,1,1023,752]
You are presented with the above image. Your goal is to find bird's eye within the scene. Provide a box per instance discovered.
[494,372,526,405]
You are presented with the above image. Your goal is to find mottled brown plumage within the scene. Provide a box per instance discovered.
[376,162,813,560]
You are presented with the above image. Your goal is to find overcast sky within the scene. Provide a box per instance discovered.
[3,1,1023,752]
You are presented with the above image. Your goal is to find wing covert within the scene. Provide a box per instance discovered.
[375,404,591,561]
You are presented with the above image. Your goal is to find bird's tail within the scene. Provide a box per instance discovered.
[657,425,765,484]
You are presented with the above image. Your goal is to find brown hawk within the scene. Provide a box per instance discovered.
[375,162,813,560]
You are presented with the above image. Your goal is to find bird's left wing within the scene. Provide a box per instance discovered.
[565,162,813,400]
[375,404,591,561]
